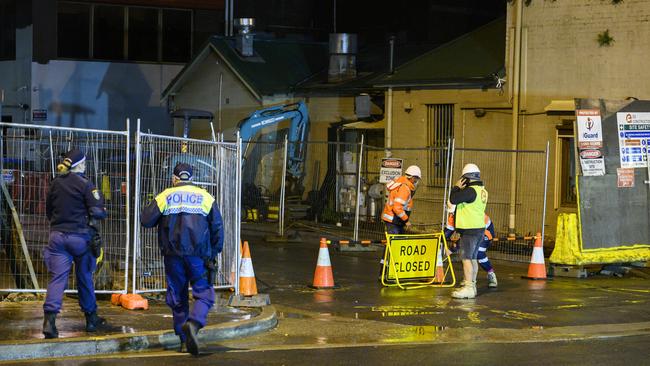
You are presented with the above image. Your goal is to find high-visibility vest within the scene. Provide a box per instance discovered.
[455,185,488,229]
[382,176,414,224]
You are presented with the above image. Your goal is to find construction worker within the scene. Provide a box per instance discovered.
[43,149,108,338]
[140,163,224,355]
[449,163,488,299]
[381,165,422,234]
[444,204,498,288]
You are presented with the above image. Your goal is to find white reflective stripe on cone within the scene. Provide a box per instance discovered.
[240,257,255,277]
[317,248,331,266]
[531,247,545,264]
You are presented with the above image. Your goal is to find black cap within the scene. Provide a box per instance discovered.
[173,163,193,181]
[63,149,86,168]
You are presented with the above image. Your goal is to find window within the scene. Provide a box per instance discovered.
[162,9,192,63]
[93,5,124,60]
[128,7,159,62]
[556,125,577,207]
[427,104,454,186]
[56,2,193,63]
[0,0,16,60]
[57,2,90,59]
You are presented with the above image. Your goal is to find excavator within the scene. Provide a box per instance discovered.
[168,101,310,221]
[236,101,310,221]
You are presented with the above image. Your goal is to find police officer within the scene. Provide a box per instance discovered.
[444,204,498,288]
[140,163,224,355]
[449,163,488,299]
[43,149,108,338]
[381,165,422,234]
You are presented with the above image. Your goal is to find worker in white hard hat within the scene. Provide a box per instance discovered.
[448,163,488,299]
[382,165,421,235]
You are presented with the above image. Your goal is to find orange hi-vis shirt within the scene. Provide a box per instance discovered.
[382,176,415,224]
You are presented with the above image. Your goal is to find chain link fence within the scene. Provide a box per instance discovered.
[133,125,241,293]
[252,138,548,263]
[0,122,130,293]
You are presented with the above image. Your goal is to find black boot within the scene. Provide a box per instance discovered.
[84,311,107,332]
[181,320,201,356]
[43,312,59,339]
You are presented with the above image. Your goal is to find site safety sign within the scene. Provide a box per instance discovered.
[384,235,439,281]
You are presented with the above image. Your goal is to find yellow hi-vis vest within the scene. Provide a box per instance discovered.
[455,185,488,229]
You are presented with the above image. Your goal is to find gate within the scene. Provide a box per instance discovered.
[0,122,130,293]
[132,123,241,293]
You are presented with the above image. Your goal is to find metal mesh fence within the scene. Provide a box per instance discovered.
[240,140,285,229]
[0,123,129,293]
[265,139,547,263]
[361,145,451,241]
[133,129,240,293]
[451,147,548,262]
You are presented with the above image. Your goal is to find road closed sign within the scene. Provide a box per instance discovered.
[385,235,440,281]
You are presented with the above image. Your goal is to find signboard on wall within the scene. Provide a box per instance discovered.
[379,158,403,183]
[576,109,605,176]
[617,112,650,168]
[32,109,47,122]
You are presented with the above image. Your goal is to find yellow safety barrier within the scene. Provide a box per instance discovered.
[551,213,650,265]
[381,232,456,290]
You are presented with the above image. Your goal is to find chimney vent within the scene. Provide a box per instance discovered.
[234,18,255,57]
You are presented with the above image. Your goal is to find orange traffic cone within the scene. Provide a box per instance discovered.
[239,241,258,296]
[434,243,446,283]
[309,238,338,289]
[230,241,244,290]
[522,233,548,280]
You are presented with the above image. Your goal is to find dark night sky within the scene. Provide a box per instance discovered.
[235,0,506,46]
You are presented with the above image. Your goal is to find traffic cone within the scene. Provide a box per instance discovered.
[230,241,244,290]
[239,241,258,296]
[434,243,446,283]
[309,238,338,289]
[522,233,548,280]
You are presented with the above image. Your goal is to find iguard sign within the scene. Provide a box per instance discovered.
[576,109,603,149]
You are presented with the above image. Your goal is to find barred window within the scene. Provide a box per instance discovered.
[426,104,453,186]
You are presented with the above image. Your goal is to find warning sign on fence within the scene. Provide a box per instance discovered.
[379,158,403,183]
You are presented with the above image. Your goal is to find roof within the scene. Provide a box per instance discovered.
[294,42,439,95]
[374,17,506,88]
[162,37,328,101]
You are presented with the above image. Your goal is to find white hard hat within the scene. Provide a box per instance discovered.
[461,163,480,180]
[405,165,422,178]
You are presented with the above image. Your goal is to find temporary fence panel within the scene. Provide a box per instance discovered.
[284,141,365,240]
[450,146,548,262]
[0,122,130,293]
[133,126,241,293]
[361,145,452,241]
[240,139,285,230]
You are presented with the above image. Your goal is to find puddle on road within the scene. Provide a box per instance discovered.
[490,309,545,320]
[382,325,447,343]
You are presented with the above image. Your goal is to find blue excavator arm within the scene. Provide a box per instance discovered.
[237,101,310,179]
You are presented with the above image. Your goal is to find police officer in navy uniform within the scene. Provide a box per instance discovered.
[140,163,224,355]
[43,149,108,338]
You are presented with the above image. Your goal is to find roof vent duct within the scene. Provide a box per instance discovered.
[328,33,357,83]
[234,18,255,57]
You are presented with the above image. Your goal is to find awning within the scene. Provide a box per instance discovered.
[341,119,386,129]
[544,100,576,114]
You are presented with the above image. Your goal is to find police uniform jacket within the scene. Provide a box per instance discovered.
[46,172,107,234]
[140,183,224,259]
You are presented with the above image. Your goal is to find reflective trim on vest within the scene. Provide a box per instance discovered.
[155,185,214,217]
[394,197,406,204]
[456,185,488,229]
[382,213,394,222]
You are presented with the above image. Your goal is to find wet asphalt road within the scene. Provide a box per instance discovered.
[5,224,650,364]
[15,335,650,365]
